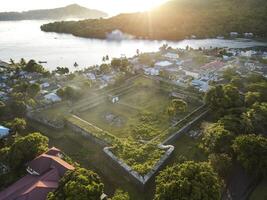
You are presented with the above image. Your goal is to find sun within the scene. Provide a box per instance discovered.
[134,0,168,12]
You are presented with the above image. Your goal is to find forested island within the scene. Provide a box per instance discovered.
[41,0,267,40]
[0,4,107,21]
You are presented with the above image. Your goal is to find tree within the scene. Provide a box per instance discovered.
[138,53,154,66]
[8,132,48,169]
[102,56,106,62]
[243,102,267,135]
[0,101,6,119]
[20,58,26,66]
[218,115,245,135]
[154,161,222,200]
[167,99,188,117]
[111,189,130,200]
[136,49,140,55]
[9,58,15,65]
[105,55,109,61]
[245,92,261,106]
[9,100,27,117]
[57,86,82,101]
[230,76,244,90]
[55,67,69,75]
[246,81,267,102]
[24,59,46,73]
[202,123,234,154]
[209,153,232,179]
[99,63,111,74]
[47,167,104,200]
[232,135,267,177]
[7,118,27,134]
[205,84,243,115]
[27,83,41,98]
[222,67,238,82]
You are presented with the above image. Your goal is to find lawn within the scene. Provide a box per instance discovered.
[36,75,204,175]
[77,76,201,139]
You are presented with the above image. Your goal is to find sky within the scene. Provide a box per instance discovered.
[0,0,169,16]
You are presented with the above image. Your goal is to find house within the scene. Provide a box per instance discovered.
[85,73,96,81]
[191,80,209,92]
[144,68,159,76]
[0,125,10,139]
[44,93,61,103]
[155,61,173,68]
[243,32,254,38]
[0,147,75,200]
[0,60,9,68]
[40,82,50,89]
[230,32,239,37]
[164,52,179,61]
[183,70,199,79]
[110,96,119,104]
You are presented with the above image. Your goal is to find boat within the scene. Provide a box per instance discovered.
[38,61,47,64]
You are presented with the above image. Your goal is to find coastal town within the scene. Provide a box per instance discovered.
[1,44,267,199]
[1,45,267,105]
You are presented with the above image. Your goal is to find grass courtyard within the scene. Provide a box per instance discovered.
[32,75,204,175]
[66,75,204,175]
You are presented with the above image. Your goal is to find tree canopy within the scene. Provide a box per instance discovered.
[243,102,267,135]
[154,161,222,200]
[232,134,267,177]
[111,189,130,200]
[47,167,104,200]
[202,123,234,155]
[8,132,48,169]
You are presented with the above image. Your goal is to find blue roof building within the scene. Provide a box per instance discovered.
[0,125,10,139]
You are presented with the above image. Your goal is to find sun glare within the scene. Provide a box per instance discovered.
[134,0,168,11]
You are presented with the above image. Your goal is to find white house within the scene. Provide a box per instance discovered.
[144,68,159,76]
[41,82,50,89]
[0,125,10,139]
[164,52,179,60]
[192,80,209,92]
[183,70,199,79]
[155,61,173,68]
[230,32,239,37]
[243,32,254,38]
[86,73,96,81]
[44,93,61,103]
[111,96,119,103]
[240,50,256,57]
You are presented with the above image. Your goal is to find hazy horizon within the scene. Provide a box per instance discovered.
[0,0,168,16]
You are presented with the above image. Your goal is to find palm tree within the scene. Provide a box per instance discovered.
[10,58,15,65]
[74,62,78,68]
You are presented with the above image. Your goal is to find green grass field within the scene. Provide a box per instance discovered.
[35,75,204,175]
[76,76,201,140]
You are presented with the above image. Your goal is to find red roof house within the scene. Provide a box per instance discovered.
[0,147,74,200]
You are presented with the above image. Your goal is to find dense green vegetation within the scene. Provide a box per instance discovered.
[0,4,107,21]
[41,0,267,40]
[0,133,49,189]
[203,71,267,199]
[154,161,222,200]
[47,167,104,200]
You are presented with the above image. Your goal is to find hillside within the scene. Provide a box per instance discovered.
[41,0,267,40]
[0,4,107,21]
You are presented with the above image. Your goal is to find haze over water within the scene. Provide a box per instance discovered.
[0,20,267,71]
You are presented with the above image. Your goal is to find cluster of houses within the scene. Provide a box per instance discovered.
[130,47,267,92]
[84,68,121,89]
